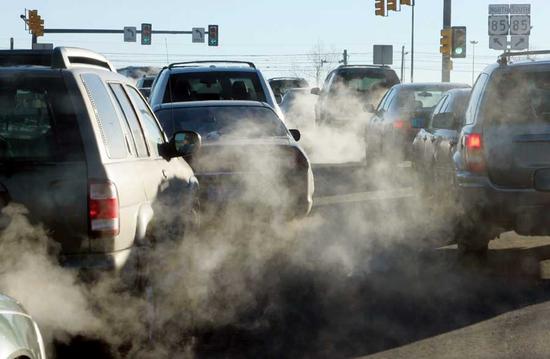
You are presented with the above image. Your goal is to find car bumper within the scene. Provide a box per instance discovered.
[59,247,132,272]
[456,171,550,234]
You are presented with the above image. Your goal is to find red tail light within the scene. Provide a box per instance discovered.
[464,133,485,173]
[89,181,119,236]
[393,119,410,130]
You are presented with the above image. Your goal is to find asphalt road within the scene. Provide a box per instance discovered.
[55,163,550,358]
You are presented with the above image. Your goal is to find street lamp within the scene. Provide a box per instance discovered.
[470,40,479,85]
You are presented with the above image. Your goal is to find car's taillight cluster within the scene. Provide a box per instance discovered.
[464,133,485,173]
[89,181,119,237]
[393,119,411,130]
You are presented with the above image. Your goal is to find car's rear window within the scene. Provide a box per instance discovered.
[390,89,447,112]
[0,73,83,161]
[157,106,287,139]
[483,69,550,124]
[332,69,398,92]
[162,71,267,103]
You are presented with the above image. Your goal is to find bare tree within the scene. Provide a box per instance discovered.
[306,41,338,87]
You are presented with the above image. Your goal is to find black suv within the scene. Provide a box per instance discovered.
[311,65,400,126]
[452,51,550,253]
[0,47,200,278]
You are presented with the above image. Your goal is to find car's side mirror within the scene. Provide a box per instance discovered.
[161,130,201,159]
[310,87,321,96]
[364,104,377,114]
[432,112,455,130]
[289,129,301,141]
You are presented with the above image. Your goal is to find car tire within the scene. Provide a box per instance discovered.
[456,227,491,255]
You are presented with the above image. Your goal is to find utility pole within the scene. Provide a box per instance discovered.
[10,38,14,50]
[442,0,452,82]
[470,40,478,85]
[400,45,408,82]
[410,1,415,83]
[341,49,348,66]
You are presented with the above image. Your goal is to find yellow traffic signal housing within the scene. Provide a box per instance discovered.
[388,0,399,11]
[375,0,387,16]
[400,0,414,5]
[27,9,44,37]
[440,28,452,56]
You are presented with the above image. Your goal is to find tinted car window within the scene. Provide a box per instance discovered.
[0,74,83,161]
[482,69,550,124]
[127,86,164,156]
[81,73,128,159]
[157,106,288,139]
[465,74,489,125]
[109,83,149,157]
[162,71,267,103]
[331,69,393,93]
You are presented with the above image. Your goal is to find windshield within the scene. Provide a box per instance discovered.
[162,71,267,103]
[157,106,288,139]
[483,69,550,124]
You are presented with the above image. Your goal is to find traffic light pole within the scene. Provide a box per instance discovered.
[410,1,415,83]
[43,29,193,35]
[442,0,452,82]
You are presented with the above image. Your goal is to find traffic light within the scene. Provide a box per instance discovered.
[208,25,219,46]
[451,26,467,58]
[440,28,452,56]
[400,0,414,5]
[27,10,44,37]
[375,0,386,16]
[141,23,152,45]
[387,0,399,11]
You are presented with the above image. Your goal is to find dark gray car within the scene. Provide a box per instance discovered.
[0,48,200,280]
[452,53,550,253]
[154,101,314,218]
[365,82,469,165]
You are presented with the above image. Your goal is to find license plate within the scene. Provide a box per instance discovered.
[534,169,550,192]
[207,185,238,201]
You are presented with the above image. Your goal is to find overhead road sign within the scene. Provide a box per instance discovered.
[489,35,507,50]
[488,4,510,15]
[510,4,531,15]
[511,35,529,50]
[488,15,509,35]
[192,27,205,43]
[123,26,136,42]
[509,15,530,35]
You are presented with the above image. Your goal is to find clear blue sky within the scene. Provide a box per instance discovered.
[1,0,548,85]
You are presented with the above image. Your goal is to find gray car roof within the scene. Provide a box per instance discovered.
[395,82,470,90]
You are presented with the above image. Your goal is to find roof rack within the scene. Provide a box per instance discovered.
[338,64,390,68]
[498,50,550,66]
[168,60,256,69]
[0,47,115,72]
[269,77,305,80]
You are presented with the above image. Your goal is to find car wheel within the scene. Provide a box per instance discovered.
[456,227,492,255]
